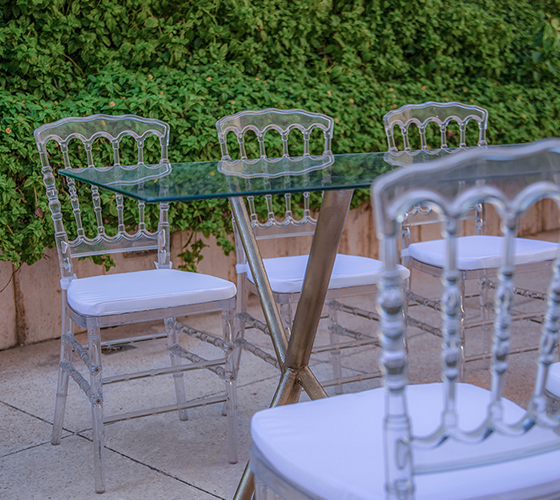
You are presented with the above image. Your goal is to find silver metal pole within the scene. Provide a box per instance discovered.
[229,196,288,364]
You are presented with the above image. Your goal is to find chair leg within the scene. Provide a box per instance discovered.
[223,277,250,419]
[231,314,245,380]
[478,276,492,371]
[223,307,239,464]
[458,279,467,382]
[231,276,249,378]
[237,274,249,329]
[328,302,343,395]
[403,277,410,355]
[279,301,293,335]
[165,318,189,421]
[87,325,106,494]
[52,313,73,445]
[546,389,560,415]
[406,264,414,295]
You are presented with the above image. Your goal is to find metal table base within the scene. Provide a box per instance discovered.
[230,189,354,499]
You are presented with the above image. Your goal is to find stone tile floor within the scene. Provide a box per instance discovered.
[1,236,557,499]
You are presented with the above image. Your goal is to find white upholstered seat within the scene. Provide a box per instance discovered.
[245,254,410,294]
[405,235,558,271]
[546,363,560,397]
[251,384,560,500]
[67,269,236,316]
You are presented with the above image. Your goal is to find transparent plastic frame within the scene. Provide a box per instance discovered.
[374,139,560,495]
[34,114,238,494]
[216,108,384,394]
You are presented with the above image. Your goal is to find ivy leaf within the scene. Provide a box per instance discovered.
[145,17,159,29]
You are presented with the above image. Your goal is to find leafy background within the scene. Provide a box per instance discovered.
[1,0,560,270]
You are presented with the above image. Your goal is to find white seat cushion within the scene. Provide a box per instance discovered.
[245,254,410,294]
[251,383,560,500]
[405,235,558,270]
[67,269,236,317]
[545,362,560,397]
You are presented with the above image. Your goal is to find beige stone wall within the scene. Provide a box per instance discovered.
[0,200,558,350]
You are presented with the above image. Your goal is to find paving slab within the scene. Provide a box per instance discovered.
[76,377,279,499]
[0,402,69,457]
[1,435,218,500]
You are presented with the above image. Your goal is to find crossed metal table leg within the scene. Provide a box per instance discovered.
[229,189,354,500]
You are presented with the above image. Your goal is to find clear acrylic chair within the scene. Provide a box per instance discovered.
[249,139,560,500]
[216,108,409,393]
[383,101,556,374]
[34,114,238,494]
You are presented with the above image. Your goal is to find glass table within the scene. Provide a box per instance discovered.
[59,149,464,202]
[60,148,467,499]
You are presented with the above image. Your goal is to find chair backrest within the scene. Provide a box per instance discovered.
[34,114,172,283]
[384,102,489,247]
[216,108,334,242]
[216,108,333,160]
[383,101,488,151]
[372,139,560,497]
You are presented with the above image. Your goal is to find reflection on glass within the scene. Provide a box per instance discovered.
[73,161,173,186]
[384,148,470,167]
[98,161,172,186]
[217,155,335,179]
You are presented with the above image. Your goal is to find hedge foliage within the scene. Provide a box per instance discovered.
[2,0,560,96]
[1,0,560,270]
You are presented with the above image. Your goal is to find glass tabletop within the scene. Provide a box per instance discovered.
[59,148,468,203]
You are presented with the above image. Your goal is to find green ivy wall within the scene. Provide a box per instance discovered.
[1,0,560,270]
